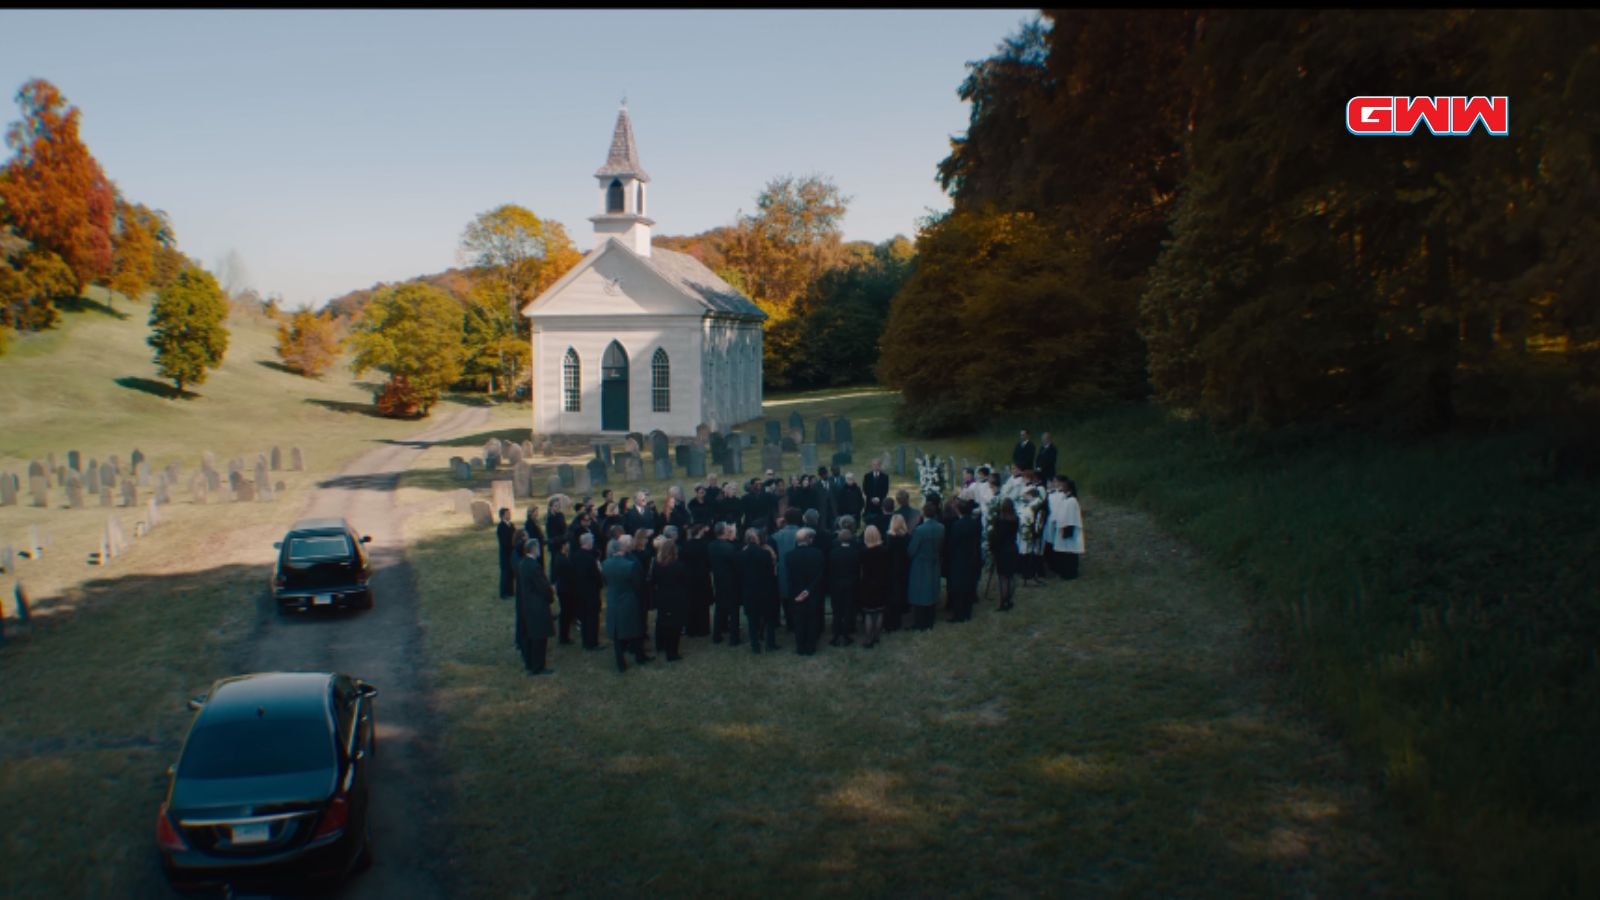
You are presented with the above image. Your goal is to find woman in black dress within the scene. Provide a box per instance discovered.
[884,514,911,632]
[858,525,891,648]
[650,537,690,661]
[990,498,1020,611]
[545,499,568,554]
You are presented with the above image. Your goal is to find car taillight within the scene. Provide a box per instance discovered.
[311,793,349,840]
[275,573,286,588]
[156,804,188,852]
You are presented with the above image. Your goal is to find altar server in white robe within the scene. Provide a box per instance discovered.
[1046,476,1084,579]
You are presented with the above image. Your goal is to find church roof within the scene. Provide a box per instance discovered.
[594,107,650,183]
[643,248,767,320]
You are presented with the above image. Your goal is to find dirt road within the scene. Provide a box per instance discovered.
[239,405,488,899]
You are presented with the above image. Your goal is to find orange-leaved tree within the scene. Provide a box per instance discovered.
[275,306,343,377]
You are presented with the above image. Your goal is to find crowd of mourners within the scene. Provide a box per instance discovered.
[498,429,1084,675]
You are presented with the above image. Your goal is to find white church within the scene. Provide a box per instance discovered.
[523,107,766,437]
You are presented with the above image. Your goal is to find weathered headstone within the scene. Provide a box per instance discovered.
[522,440,535,459]
[228,470,245,498]
[728,446,745,475]
[893,445,907,476]
[491,479,515,514]
[1,474,17,507]
[154,475,171,506]
[136,462,152,488]
[146,497,161,529]
[14,582,32,626]
[290,447,305,471]
[593,443,613,466]
[730,431,751,450]
[649,430,670,460]
[788,411,804,432]
[120,480,138,507]
[68,449,82,471]
[470,499,494,526]
[513,460,531,497]
[85,464,100,494]
[25,525,43,559]
[27,460,45,480]
[270,446,283,471]
[624,456,644,481]
[674,444,691,467]
[557,464,576,489]
[505,442,524,467]
[765,420,782,444]
[835,417,853,444]
[453,489,473,514]
[625,432,645,454]
[623,437,641,458]
[686,446,707,478]
[450,457,472,481]
[709,433,728,467]
[695,423,711,446]
[816,418,833,444]
[762,442,783,473]
[573,465,593,492]
[484,441,501,470]
[784,429,802,452]
[801,443,818,471]
[255,461,270,498]
[546,474,564,496]
[612,451,632,475]
[585,458,608,487]
[652,456,673,480]
[29,476,49,508]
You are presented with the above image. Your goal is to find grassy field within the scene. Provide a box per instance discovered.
[0,292,485,898]
[405,389,1434,897]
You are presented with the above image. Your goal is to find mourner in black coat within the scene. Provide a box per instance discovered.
[496,509,517,598]
[838,475,865,522]
[522,507,547,571]
[945,502,984,623]
[785,531,827,656]
[1035,434,1059,484]
[741,483,769,535]
[681,525,713,637]
[858,533,891,648]
[514,542,555,675]
[1012,429,1037,472]
[550,541,574,644]
[708,524,743,645]
[826,531,862,645]
[650,546,691,661]
[567,536,604,648]
[736,532,781,652]
[862,463,890,514]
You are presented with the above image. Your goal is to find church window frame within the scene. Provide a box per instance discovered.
[651,347,671,413]
[562,348,581,412]
[607,179,624,214]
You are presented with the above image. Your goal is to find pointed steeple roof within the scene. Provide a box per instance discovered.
[594,105,650,182]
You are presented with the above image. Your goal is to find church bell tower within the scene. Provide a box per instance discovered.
[590,103,654,257]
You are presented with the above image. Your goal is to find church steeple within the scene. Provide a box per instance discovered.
[590,103,654,257]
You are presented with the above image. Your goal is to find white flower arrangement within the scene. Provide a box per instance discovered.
[1017,488,1047,550]
[914,453,946,502]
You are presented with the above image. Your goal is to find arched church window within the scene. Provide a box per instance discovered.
[562,348,581,412]
[607,179,624,213]
[651,348,670,412]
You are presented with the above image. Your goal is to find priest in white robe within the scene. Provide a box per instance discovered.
[1045,476,1084,579]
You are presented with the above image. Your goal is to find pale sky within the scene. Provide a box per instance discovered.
[0,9,1035,309]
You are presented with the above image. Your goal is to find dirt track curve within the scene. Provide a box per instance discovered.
[239,405,488,900]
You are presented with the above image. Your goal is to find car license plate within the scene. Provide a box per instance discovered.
[314,594,332,606]
[233,822,271,844]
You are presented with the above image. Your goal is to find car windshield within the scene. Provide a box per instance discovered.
[287,534,351,562]
[178,715,336,779]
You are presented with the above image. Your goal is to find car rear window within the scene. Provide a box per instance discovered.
[178,715,336,779]
[287,534,351,562]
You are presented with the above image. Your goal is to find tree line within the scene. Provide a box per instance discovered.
[881,10,1600,436]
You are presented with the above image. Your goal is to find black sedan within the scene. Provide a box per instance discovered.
[273,517,374,613]
[158,672,377,894]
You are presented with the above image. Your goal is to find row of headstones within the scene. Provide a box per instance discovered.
[1,446,304,509]
[764,413,854,450]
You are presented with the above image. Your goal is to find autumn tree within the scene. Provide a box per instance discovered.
[458,205,581,394]
[0,79,114,293]
[109,196,174,303]
[147,264,230,394]
[0,219,75,348]
[461,278,531,396]
[275,307,342,377]
[721,174,850,318]
[766,236,915,389]
[348,282,465,416]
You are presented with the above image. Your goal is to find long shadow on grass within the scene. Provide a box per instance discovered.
[114,376,194,400]
[303,397,392,418]
[57,294,130,319]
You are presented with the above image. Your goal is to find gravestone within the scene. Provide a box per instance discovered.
[835,417,853,444]
[505,442,524,467]
[204,467,221,492]
[470,500,494,526]
[732,431,752,450]
[491,479,515,514]
[686,446,707,478]
[709,433,728,467]
[557,464,575,489]
[546,474,564,496]
[255,461,270,498]
[762,442,783,473]
[136,462,152,488]
[99,484,113,507]
[611,451,631,475]
[28,460,45,480]
[85,465,100,494]
[674,444,691,468]
[100,462,115,488]
[29,477,49,508]
[513,460,531,497]
[832,450,853,468]
[68,450,81,472]
[146,497,160,529]
[573,465,593,492]
[1,474,17,507]
[893,445,907,476]
[66,473,85,508]
[649,430,670,461]
[728,446,744,475]
[623,437,641,458]
[652,456,673,480]
[585,458,608,487]
[788,411,804,432]
[154,475,171,506]
[484,444,500,471]
[451,457,472,481]
[765,420,782,444]
[120,480,137,507]
[228,470,245,499]
[522,440,535,460]
[593,443,613,466]
[270,446,282,471]
[695,423,711,446]
[453,489,473,515]
[786,427,803,450]
[625,432,645,454]
[290,447,304,471]
[816,418,833,444]
[800,443,818,471]
[624,456,644,481]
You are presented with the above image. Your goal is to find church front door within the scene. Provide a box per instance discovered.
[601,341,629,432]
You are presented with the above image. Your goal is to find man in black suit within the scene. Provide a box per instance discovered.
[786,528,827,656]
[737,528,781,652]
[827,526,861,646]
[1036,431,1059,484]
[894,489,920,532]
[945,500,984,623]
[1012,429,1036,473]
[496,508,518,598]
[741,480,768,535]
[863,459,890,514]
[567,533,605,650]
[708,522,743,646]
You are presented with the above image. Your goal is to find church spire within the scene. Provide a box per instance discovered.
[594,105,650,183]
